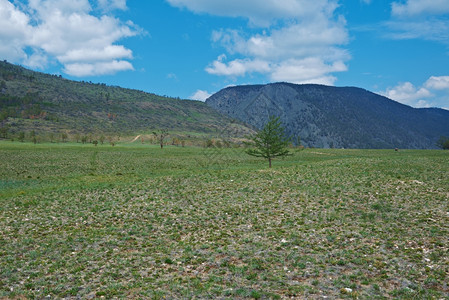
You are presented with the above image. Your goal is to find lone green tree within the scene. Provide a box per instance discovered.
[246,116,291,168]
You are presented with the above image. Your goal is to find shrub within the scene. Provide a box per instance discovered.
[436,136,449,150]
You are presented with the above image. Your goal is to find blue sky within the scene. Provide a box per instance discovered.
[1,0,449,109]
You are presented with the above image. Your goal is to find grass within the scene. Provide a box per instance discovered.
[0,141,448,298]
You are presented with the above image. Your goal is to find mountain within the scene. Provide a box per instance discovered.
[0,61,251,139]
[206,82,449,149]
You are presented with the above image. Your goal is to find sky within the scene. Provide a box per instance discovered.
[1,0,449,110]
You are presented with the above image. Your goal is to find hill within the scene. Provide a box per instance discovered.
[206,82,449,149]
[0,61,252,140]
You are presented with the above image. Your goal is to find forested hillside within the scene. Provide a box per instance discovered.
[0,61,251,140]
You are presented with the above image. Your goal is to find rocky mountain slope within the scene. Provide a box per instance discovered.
[206,82,449,149]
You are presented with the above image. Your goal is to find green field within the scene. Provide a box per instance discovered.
[1,142,448,299]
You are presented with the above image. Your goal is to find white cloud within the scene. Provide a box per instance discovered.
[57,45,133,63]
[205,55,271,77]
[63,60,134,76]
[381,82,432,107]
[212,18,348,60]
[0,0,139,76]
[26,0,93,20]
[98,0,127,11]
[387,0,449,44]
[270,57,347,85]
[385,19,449,43]
[23,51,49,69]
[380,82,432,108]
[171,0,350,85]
[166,0,339,27]
[425,76,449,90]
[391,0,449,17]
[0,0,33,61]
[379,77,449,109]
[415,100,432,108]
[189,89,212,101]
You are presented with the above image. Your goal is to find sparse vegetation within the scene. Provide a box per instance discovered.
[1,142,448,299]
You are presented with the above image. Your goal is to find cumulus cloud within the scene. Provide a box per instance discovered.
[0,0,33,62]
[167,0,349,85]
[381,82,432,107]
[425,76,449,90]
[0,0,139,76]
[380,76,449,108]
[189,89,212,101]
[270,57,347,85]
[205,55,271,77]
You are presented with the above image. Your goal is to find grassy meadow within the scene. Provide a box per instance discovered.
[0,141,448,299]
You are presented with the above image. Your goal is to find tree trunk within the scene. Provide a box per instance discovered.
[269,157,272,168]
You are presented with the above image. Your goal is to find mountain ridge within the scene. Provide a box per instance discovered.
[206,82,449,149]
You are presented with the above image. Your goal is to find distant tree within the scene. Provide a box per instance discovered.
[153,129,169,149]
[172,137,180,146]
[99,135,105,145]
[108,136,116,146]
[93,140,98,147]
[61,132,68,143]
[0,125,9,138]
[246,116,292,168]
[437,136,449,150]
[18,131,25,142]
[205,139,214,148]
[75,133,81,143]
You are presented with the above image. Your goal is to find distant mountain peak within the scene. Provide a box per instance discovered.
[206,82,449,149]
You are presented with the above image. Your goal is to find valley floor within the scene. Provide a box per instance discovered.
[0,142,448,298]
